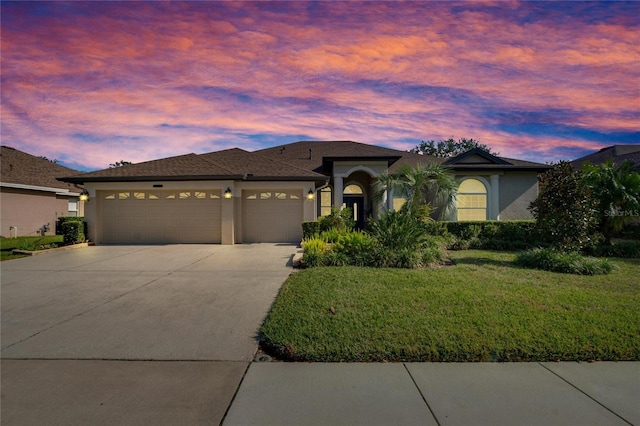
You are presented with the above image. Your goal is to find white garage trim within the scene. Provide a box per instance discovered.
[98,190,221,244]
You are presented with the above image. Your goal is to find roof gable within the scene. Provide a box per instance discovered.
[444,148,512,165]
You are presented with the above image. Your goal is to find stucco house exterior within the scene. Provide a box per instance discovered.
[1,146,85,237]
[60,141,550,245]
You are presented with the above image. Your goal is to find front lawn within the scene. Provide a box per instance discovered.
[0,235,64,261]
[260,250,640,362]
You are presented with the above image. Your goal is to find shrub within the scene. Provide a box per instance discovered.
[588,241,640,259]
[442,220,538,251]
[302,238,330,267]
[515,248,614,275]
[61,221,85,245]
[368,210,426,251]
[318,208,355,232]
[368,211,446,268]
[319,228,342,244]
[301,221,320,240]
[334,231,380,266]
[529,161,601,251]
[56,216,85,235]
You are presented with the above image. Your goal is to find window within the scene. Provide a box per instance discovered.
[343,184,363,194]
[392,196,406,211]
[68,200,78,216]
[275,192,287,200]
[318,187,332,216]
[134,192,145,200]
[194,191,206,199]
[457,179,487,221]
[118,192,130,200]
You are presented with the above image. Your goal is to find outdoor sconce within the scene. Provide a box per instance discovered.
[224,188,233,199]
[79,189,89,202]
[306,189,315,201]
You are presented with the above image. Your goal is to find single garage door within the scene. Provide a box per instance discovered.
[99,190,221,244]
[243,190,303,243]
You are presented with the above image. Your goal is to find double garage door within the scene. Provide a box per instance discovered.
[100,190,222,244]
[98,189,304,244]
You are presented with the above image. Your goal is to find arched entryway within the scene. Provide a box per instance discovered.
[343,183,366,229]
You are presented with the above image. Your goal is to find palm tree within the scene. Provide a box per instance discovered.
[582,159,640,244]
[374,163,458,220]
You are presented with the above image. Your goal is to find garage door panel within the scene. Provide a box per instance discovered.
[99,190,221,244]
[243,190,303,243]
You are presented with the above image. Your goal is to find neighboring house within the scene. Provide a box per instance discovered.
[1,146,84,238]
[571,145,640,170]
[60,140,550,245]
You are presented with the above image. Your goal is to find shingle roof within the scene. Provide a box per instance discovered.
[572,145,640,170]
[62,153,237,183]
[258,141,549,173]
[61,148,328,183]
[199,148,328,180]
[1,146,82,192]
[60,140,551,184]
[256,140,443,174]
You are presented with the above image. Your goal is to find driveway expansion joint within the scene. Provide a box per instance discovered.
[537,362,635,426]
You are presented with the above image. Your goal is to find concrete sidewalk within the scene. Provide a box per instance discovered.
[223,361,639,426]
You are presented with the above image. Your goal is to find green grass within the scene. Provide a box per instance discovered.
[0,235,63,261]
[260,250,640,362]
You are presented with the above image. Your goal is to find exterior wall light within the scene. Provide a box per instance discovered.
[224,188,233,199]
[79,189,89,202]
[307,189,315,201]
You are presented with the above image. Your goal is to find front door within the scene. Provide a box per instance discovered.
[343,196,365,229]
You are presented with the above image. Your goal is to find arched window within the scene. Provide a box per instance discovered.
[457,179,487,221]
[343,184,363,194]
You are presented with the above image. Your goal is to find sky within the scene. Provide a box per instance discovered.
[1,1,639,172]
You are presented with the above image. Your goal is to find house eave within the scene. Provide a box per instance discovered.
[58,175,246,184]
[445,165,552,172]
[1,181,81,196]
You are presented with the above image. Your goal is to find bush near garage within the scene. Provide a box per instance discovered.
[60,221,85,245]
[56,216,87,238]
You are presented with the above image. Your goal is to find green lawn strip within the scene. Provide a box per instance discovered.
[0,235,64,261]
[260,250,640,362]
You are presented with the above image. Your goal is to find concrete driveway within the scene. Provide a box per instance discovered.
[1,244,297,425]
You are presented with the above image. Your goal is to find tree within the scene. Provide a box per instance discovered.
[39,156,59,164]
[411,137,498,158]
[529,161,600,252]
[374,163,458,220]
[581,159,640,244]
[109,160,133,168]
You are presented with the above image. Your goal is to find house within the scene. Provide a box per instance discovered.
[571,145,640,170]
[60,141,550,245]
[1,146,85,238]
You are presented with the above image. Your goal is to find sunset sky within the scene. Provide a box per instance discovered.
[1,1,638,171]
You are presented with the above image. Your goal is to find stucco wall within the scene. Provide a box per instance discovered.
[498,171,539,220]
[0,187,71,237]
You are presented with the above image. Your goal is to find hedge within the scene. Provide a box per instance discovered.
[424,220,541,251]
[56,216,87,238]
[60,221,85,245]
[302,221,320,240]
